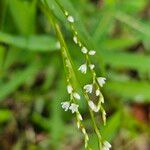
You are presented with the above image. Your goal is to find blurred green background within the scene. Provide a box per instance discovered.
[0,0,150,150]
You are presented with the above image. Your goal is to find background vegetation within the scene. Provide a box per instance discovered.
[0,0,149,149]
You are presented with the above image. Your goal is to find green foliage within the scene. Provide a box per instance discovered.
[0,0,149,149]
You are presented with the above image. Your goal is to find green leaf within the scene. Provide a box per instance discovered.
[93,11,114,43]
[8,0,37,35]
[105,81,150,102]
[115,11,150,39]
[99,51,150,73]
[101,111,121,141]
[0,62,41,101]
[0,32,58,51]
[100,37,139,51]
[0,46,5,73]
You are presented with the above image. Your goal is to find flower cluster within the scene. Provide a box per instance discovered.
[60,48,90,148]
[58,6,110,149]
[64,11,107,121]
[65,12,109,148]
[61,83,89,148]
[61,84,80,113]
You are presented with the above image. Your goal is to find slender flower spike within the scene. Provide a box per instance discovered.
[96,89,100,96]
[67,15,74,23]
[67,85,73,94]
[84,84,93,93]
[97,77,106,87]
[102,141,112,150]
[73,36,78,44]
[81,47,88,54]
[73,92,81,100]
[61,101,70,111]
[69,103,79,113]
[89,50,96,56]
[78,64,87,74]
[89,64,95,70]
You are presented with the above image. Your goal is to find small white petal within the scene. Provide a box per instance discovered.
[67,85,73,94]
[84,84,93,93]
[89,64,95,70]
[78,64,87,74]
[104,141,111,148]
[96,89,100,96]
[73,92,81,100]
[61,101,70,111]
[93,107,99,112]
[81,47,88,54]
[97,77,106,87]
[89,50,96,56]
[88,101,94,110]
[69,103,79,113]
[88,101,99,112]
[67,15,74,23]
[73,36,78,44]
[102,147,109,150]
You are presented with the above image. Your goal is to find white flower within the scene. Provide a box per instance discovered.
[102,141,111,150]
[89,64,95,70]
[61,101,70,111]
[67,85,73,94]
[73,92,81,100]
[78,64,87,74]
[73,36,78,44]
[96,89,100,96]
[89,50,96,56]
[81,47,88,54]
[88,101,99,112]
[88,101,95,110]
[67,15,74,23]
[84,84,93,93]
[97,77,106,87]
[69,103,79,113]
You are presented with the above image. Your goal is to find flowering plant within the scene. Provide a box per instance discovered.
[42,0,111,149]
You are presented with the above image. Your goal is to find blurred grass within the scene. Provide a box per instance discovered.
[0,0,150,150]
